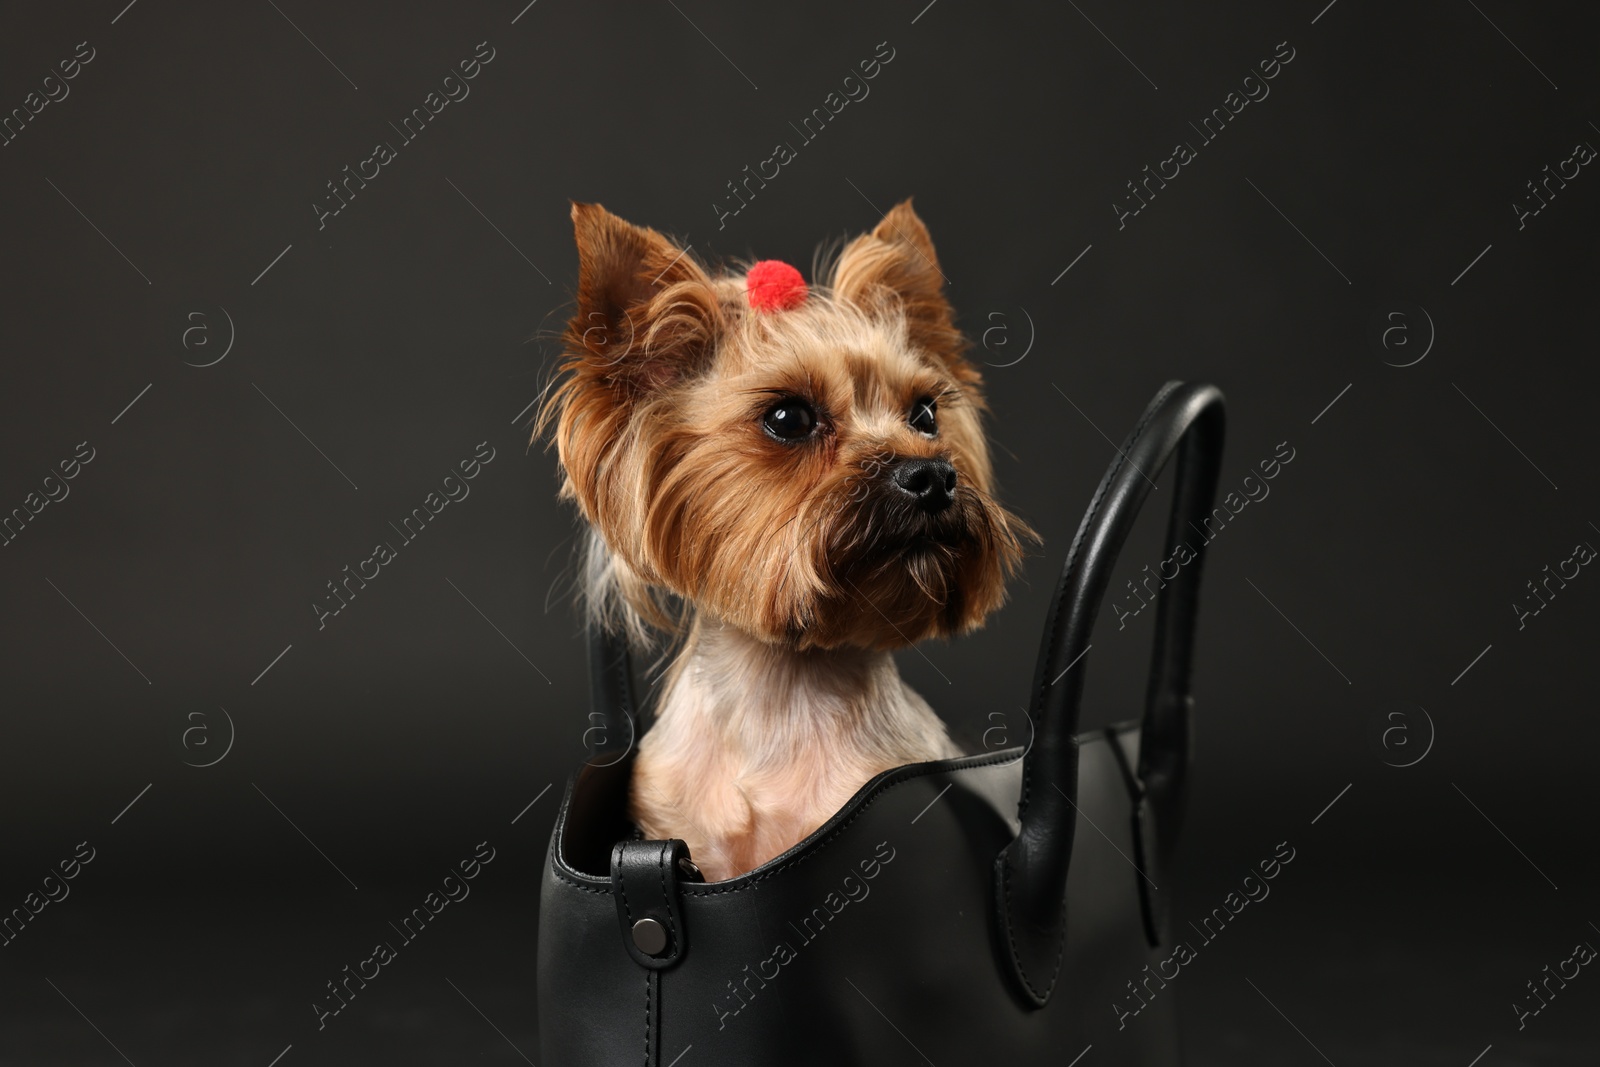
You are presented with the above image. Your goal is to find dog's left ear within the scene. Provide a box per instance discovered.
[830,199,973,381]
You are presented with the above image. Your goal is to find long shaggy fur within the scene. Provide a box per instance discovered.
[537,199,1034,879]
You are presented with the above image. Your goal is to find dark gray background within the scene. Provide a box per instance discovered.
[1,0,1596,1063]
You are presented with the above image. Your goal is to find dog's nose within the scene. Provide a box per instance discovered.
[890,458,957,513]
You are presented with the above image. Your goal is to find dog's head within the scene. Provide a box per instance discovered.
[540,200,1029,651]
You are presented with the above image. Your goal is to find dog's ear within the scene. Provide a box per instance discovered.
[567,201,721,389]
[830,199,974,382]
[542,204,721,542]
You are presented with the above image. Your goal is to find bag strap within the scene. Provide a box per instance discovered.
[611,838,696,969]
[994,380,1225,1008]
[587,622,639,761]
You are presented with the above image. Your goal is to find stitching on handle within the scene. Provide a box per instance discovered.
[657,840,677,952]
[1000,729,1142,1003]
[999,856,1069,1002]
[617,848,635,925]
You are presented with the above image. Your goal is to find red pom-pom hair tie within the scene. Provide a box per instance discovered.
[745,260,808,313]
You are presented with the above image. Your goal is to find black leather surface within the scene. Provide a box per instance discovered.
[587,620,641,759]
[539,733,1182,1065]
[996,381,1224,1005]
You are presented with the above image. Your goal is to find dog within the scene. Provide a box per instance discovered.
[538,200,1031,881]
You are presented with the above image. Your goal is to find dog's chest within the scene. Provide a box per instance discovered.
[626,637,957,880]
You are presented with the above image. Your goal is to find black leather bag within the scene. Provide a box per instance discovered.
[537,381,1225,1065]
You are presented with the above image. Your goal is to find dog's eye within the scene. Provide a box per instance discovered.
[762,398,817,442]
[909,396,938,435]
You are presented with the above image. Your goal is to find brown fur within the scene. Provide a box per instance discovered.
[538,200,1033,879]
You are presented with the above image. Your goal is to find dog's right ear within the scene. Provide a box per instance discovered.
[538,205,722,596]
[567,202,721,389]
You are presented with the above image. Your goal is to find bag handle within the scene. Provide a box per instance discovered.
[587,621,639,762]
[994,380,1225,1008]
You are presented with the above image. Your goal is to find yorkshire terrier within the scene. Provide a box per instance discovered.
[539,200,1030,881]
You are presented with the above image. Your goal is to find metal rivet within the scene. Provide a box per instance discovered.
[631,917,669,956]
